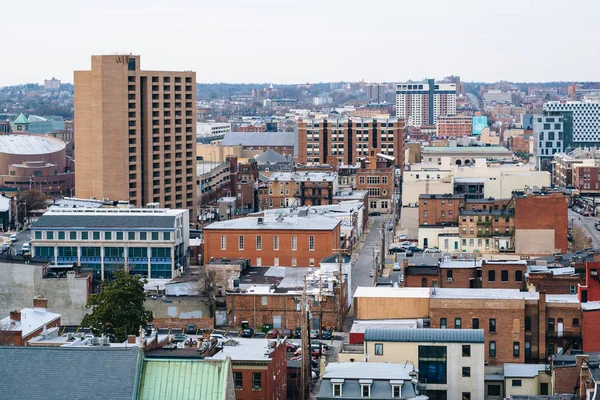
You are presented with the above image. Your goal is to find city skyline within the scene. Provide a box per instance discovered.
[3,0,600,87]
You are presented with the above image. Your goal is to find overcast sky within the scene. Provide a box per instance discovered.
[3,0,599,86]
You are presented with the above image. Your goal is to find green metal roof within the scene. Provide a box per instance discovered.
[364,327,485,343]
[13,113,29,125]
[138,358,232,400]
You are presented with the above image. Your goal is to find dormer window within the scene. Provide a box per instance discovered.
[392,385,402,398]
[360,380,373,398]
[331,379,344,397]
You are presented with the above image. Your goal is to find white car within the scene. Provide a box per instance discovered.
[9,234,17,242]
[400,241,414,249]
[424,247,441,253]
[392,263,401,271]
[21,243,30,252]
[210,334,225,345]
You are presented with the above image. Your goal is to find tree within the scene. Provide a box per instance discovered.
[81,271,153,342]
[18,190,48,221]
[571,225,592,252]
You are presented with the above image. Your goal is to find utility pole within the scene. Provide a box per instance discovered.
[301,274,308,400]
[338,250,344,330]
[319,275,323,340]
[372,247,377,286]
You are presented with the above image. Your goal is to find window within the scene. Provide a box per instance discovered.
[455,318,462,329]
[392,385,401,398]
[447,270,453,280]
[570,285,577,295]
[116,232,124,240]
[309,236,315,251]
[462,367,471,377]
[309,258,314,266]
[525,316,531,331]
[128,232,135,240]
[163,232,170,240]
[488,270,495,282]
[221,235,226,250]
[548,318,555,332]
[333,383,342,397]
[487,385,501,396]
[489,319,496,333]
[273,236,279,250]
[140,232,147,240]
[515,270,523,282]
[472,318,479,329]
[58,231,65,240]
[440,318,447,329]
[489,341,496,358]
[525,340,531,357]
[418,346,447,384]
[573,318,580,327]
[291,236,297,251]
[252,235,261,251]
[35,231,42,239]
[252,372,261,390]
[47,231,54,240]
[152,232,159,240]
[81,232,89,240]
[501,270,508,282]
[234,372,243,390]
[238,236,244,250]
[361,384,371,398]
[375,343,383,355]
[261,296,267,305]
[462,393,471,400]
[512,379,522,387]
[291,258,297,267]
[103,231,111,240]
[513,342,520,357]
[548,342,555,356]
[462,345,471,357]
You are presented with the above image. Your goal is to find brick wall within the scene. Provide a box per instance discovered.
[152,317,214,330]
[419,195,462,226]
[439,267,477,288]
[527,273,585,294]
[481,262,526,290]
[515,193,568,252]
[233,340,287,400]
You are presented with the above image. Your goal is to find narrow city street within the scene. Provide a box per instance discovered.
[569,209,600,249]
[351,217,385,295]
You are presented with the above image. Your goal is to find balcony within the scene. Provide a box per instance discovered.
[546,329,582,339]
[477,229,515,238]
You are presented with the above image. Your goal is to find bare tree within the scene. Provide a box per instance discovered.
[571,225,592,252]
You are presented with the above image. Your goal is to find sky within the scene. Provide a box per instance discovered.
[2,0,600,86]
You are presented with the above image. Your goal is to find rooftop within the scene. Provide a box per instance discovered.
[205,338,283,362]
[364,327,484,343]
[439,259,482,269]
[433,288,539,300]
[353,287,430,299]
[32,208,186,230]
[0,346,139,400]
[204,214,340,231]
[503,363,547,378]
[267,171,337,182]
[0,134,65,155]
[323,362,415,380]
[221,131,294,147]
[422,146,513,155]
[0,308,61,338]
[237,266,338,294]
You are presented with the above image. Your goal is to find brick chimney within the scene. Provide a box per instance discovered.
[127,335,137,344]
[9,310,21,325]
[594,251,600,262]
[33,296,48,312]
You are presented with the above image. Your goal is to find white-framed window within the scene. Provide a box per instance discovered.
[274,236,279,250]
[361,384,371,398]
[274,258,279,267]
[238,236,244,250]
[291,258,297,267]
[291,236,297,251]
[256,257,262,267]
[392,385,402,398]
[221,235,226,250]
[261,296,267,305]
[256,236,262,250]
[309,258,315,267]
[309,236,315,251]
[333,383,342,397]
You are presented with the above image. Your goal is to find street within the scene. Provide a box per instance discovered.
[350,217,385,295]
[568,209,600,249]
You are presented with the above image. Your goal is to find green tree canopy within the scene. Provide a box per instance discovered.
[81,271,153,342]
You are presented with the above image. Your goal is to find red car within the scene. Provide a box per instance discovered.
[265,329,280,339]
[286,341,299,352]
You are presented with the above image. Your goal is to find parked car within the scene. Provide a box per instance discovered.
[294,327,302,339]
[389,247,406,254]
[406,246,423,253]
[0,244,9,254]
[392,263,401,271]
[286,340,299,352]
[369,269,374,277]
[405,250,414,257]
[424,247,441,253]
[400,241,413,248]
[16,249,25,257]
[210,334,225,345]
[387,221,394,231]
[310,330,318,339]
[185,324,197,334]
[397,234,407,241]
[311,340,329,350]
[21,243,31,252]
[241,328,254,338]
[281,329,293,339]
[9,234,17,242]
[265,329,280,339]
[583,211,591,216]
[368,212,381,217]
[321,329,333,340]
[172,334,188,343]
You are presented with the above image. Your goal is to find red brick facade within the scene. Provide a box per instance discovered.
[232,340,287,400]
[419,194,464,226]
[514,193,569,253]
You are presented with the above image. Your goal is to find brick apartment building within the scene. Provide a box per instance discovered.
[574,165,600,194]
[436,115,472,138]
[0,297,61,346]
[579,259,600,353]
[203,214,341,268]
[353,287,582,366]
[297,117,404,166]
[258,172,338,210]
[419,194,464,225]
[355,154,396,214]
[507,135,531,154]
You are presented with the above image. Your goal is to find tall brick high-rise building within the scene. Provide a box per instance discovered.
[74,55,197,215]
[296,117,404,166]
[396,79,457,126]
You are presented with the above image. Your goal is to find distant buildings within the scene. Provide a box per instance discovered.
[534,100,600,170]
[364,83,386,103]
[552,148,600,193]
[436,115,473,138]
[74,55,197,213]
[196,122,231,136]
[396,79,457,126]
[296,117,404,166]
[258,171,338,209]
[0,297,60,346]
[44,77,61,90]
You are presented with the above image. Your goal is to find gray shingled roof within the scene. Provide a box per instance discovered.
[221,132,294,147]
[32,214,175,229]
[364,327,484,343]
[254,149,289,164]
[0,346,140,399]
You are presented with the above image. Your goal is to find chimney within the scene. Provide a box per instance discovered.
[127,335,137,344]
[9,310,21,324]
[33,296,48,312]
[594,251,600,262]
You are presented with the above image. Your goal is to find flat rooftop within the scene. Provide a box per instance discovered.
[204,214,340,231]
[268,171,337,182]
[0,308,61,338]
[205,338,283,362]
